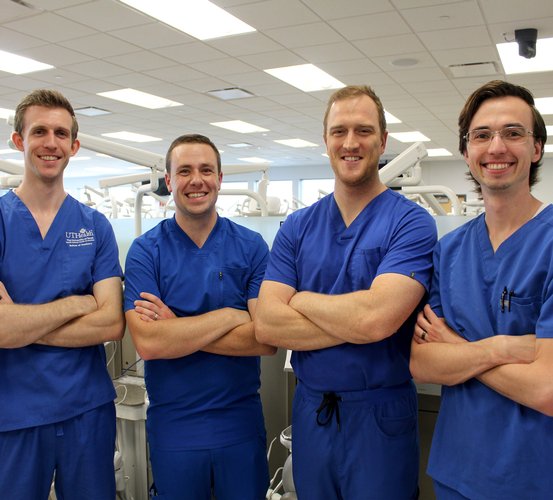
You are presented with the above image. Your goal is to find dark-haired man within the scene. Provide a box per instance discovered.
[411,80,553,499]
[124,133,274,499]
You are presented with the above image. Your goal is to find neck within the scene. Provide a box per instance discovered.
[175,211,218,248]
[15,178,66,214]
[483,190,542,251]
[334,180,387,227]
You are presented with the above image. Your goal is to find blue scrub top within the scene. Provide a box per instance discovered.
[0,191,122,431]
[428,207,553,500]
[264,190,436,392]
[124,216,269,451]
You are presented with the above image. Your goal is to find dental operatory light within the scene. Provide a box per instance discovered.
[118,0,255,40]
[0,49,53,75]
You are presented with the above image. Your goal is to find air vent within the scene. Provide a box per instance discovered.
[448,61,498,78]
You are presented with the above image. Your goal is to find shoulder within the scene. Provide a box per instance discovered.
[221,217,266,244]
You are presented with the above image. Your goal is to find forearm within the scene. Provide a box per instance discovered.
[37,305,124,347]
[410,337,502,386]
[37,277,125,348]
[203,321,277,356]
[477,340,553,416]
[128,307,249,360]
[0,295,96,348]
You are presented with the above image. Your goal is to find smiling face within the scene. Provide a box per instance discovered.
[165,142,223,223]
[11,105,79,185]
[463,96,541,197]
[324,94,387,190]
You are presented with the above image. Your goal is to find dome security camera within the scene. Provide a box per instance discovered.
[515,29,538,59]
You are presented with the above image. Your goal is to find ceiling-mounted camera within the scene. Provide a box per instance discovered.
[515,28,538,59]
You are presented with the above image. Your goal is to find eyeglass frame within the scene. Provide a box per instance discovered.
[464,126,534,145]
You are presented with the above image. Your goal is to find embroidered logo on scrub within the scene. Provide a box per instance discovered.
[65,228,95,247]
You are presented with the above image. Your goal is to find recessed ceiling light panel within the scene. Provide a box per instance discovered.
[98,88,182,109]
[119,0,256,40]
[264,64,344,92]
[0,49,53,75]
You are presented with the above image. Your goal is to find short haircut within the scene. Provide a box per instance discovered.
[14,89,79,142]
[459,80,547,191]
[165,133,221,174]
[323,85,387,137]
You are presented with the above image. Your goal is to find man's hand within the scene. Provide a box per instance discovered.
[0,281,14,304]
[134,292,177,322]
[413,304,464,345]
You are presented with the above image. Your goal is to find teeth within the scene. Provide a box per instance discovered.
[485,163,510,170]
[187,192,206,198]
[40,156,58,161]
[344,156,360,161]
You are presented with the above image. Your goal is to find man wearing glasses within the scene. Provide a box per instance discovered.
[410,80,553,499]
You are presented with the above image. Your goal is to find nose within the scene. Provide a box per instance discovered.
[487,132,508,153]
[43,130,57,148]
[343,130,359,150]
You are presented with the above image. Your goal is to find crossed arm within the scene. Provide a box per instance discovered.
[126,292,276,360]
[410,305,553,416]
[254,273,426,350]
[0,277,125,348]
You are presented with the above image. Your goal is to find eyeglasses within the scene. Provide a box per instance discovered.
[464,126,534,145]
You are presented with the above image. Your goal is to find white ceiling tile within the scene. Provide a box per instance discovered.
[228,0,320,29]
[301,0,395,19]
[329,12,412,40]
[400,0,484,32]
[57,33,138,58]
[265,22,344,48]
[418,25,492,50]
[5,12,96,43]
[353,34,426,57]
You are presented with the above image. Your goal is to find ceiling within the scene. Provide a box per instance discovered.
[1,0,552,179]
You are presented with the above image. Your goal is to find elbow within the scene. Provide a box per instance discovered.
[349,317,391,344]
[253,317,276,347]
[261,344,278,356]
[533,388,553,417]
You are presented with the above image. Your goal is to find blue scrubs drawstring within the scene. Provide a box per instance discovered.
[316,392,342,431]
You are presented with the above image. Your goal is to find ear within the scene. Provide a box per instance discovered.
[531,140,542,163]
[218,171,223,189]
[380,130,388,155]
[70,138,80,156]
[165,172,172,193]
[10,132,24,152]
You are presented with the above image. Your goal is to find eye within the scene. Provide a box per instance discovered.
[503,127,525,139]
[471,130,492,141]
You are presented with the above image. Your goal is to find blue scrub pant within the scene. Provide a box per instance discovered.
[292,381,419,500]
[149,435,269,500]
[0,402,116,500]
[433,481,471,500]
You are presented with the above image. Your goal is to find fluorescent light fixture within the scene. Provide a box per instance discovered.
[546,125,553,135]
[211,120,268,133]
[264,64,344,92]
[98,88,182,109]
[207,88,254,100]
[0,149,17,154]
[101,131,162,142]
[536,97,553,115]
[227,142,253,148]
[238,157,272,164]
[389,132,430,143]
[544,144,553,153]
[0,108,14,120]
[274,139,318,148]
[385,111,401,124]
[75,107,111,117]
[119,0,255,40]
[497,37,553,74]
[427,148,453,157]
[0,49,53,75]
